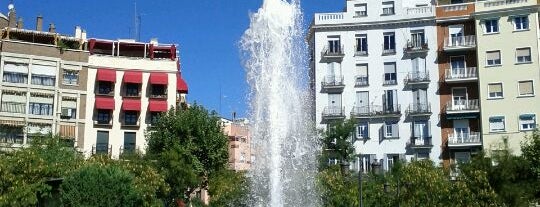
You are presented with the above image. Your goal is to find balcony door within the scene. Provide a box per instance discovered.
[328,37,341,53]
[413,121,430,142]
[96,131,109,154]
[383,90,398,112]
[449,24,464,46]
[411,57,426,79]
[410,30,425,48]
[413,88,427,111]
[453,119,470,143]
[450,56,466,78]
[452,87,468,110]
[328,94,342,112]
[356,91,369,113]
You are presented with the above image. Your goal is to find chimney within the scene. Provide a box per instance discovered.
[75,26,82,38]
[36,15,43,31]
[7,5,16,28]
[81,30,87,40]
[16,17,22,29]
[48,23,55,33]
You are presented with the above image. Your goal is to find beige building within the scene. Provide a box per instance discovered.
[222,118,251,171]
[0,7,89,149]
[474,0,540,155]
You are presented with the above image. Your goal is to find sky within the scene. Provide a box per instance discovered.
[10,0,342,119]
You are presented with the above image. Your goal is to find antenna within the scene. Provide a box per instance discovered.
[133,2,141,41]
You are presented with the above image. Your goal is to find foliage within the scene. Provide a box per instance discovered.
[319,119,356,171]
[521,130,540,178]
[0,135,83,206]
[208,169,249,207]
[146,104,229,203]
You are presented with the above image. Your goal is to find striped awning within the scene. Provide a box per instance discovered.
[59,125,76,138]
[0,119,25,126]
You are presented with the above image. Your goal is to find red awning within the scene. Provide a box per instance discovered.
[95,97,115,110]
[122,99,141,111]
[177,73,188,93]
[148,100,168,112]
[149,73,168,85]
[123,71,142,83]
[97,69,116,82]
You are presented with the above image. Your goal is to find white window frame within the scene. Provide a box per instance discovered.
[519,114,536,131]
[513,15,529,31]
[356,122,369,139]
[517,80,535,97]
[484,19,499,34]
[354,3,367,17]
[489,116,506,132]
[515,47,532,64]
[486,50,502,66]
[487,82,504,99]
[382,1,395,15]
[62,69,79,85]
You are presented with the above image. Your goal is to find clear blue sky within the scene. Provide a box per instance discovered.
[10,0,342,118]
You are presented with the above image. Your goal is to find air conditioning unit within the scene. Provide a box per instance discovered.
[61,108,72,119]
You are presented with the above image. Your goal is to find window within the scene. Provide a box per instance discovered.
[387,154,400,170]
[31,74,55,86]
[518,80,534,96]
[383,32,396,54]
[327,38,341,54]
[382,1,395,15]
[488,83,503,98]
[356,123,369,140]
[383,122,399,138]
[355,34,368,56]
[97,109,111,124]
[97,81,113,95]
[124,111,138,125]
[3,62,28,84]
[354,4,367,17]
[484,19,499,34]
[409,30,425,48]
[61,108,77,119]
[356,64,368,86]
[63,70,79,85]
[29,103,54,116]
[489,116,506,132]
[151,85,166,97]
[123,132,136,153]
[95,131,109,154]
[1,91,26,114]
[486,51,501,66]
[514,16,529,30]
[516,48,531,63]
[150,112,160,124]
[383,62,397,85]
[417,153,429,160]
[519,114,536,131]
[125,83,140,97]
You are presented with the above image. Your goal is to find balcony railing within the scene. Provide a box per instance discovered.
[149,93,168,99]
[354,45,368,56]
[445,67,478,82]
[444,35,476,50]
[321,45,345,58]
[383,77,397,86]
[445,99,479,113]
[404,42,429,54]
[406,103,431,116]
[1,102,26,114]
[351,105,401,118]
[0,134,24,144]
[322,106,345,119]
[448,132,481,146]
[321,75,345,87]
[355,75,369,87]
[92,144,112,156]
[406,6,433,15]
[119,145,141,156]
[404,72,430,85]
[408,137,433,148]
[382,47,396,55]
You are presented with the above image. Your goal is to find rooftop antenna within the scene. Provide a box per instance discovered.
[133,2,141,41]
[8,0,14,10]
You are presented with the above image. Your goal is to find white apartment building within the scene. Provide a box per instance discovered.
[309,0,441,171]
[83,38,188,158]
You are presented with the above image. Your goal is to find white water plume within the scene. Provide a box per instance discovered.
[240,0,319,206]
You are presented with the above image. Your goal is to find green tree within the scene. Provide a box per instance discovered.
[521,130,540,178]
[208,169,249,207]
[146,104,229,204]
[319,119,356,172]
[0,135,83,206]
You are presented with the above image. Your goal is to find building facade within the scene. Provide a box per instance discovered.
[474,0,540,155]
[309,0,442,171]
[222,118,251,171]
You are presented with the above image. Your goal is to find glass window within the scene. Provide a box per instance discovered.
[97,109,111,124]
[29,103,54,116]
[3,72,28,84]
[150,112,160,124]
[327,38,341,54]
[356,122,369,139]
[96,131,109,154]
[355,34,368,55]
[410,30,425,48]
[151,85,166,97]
[31,74,55,86]
[124,111,138,125]
[486,51,501,66]
[489,116,505,132]
[384,122,399,138]
[519,114,536,131]
[516,48,532,63]
[484,19,499,33]
[514,16,529,30]
[383,32,396,52]
[518,80,534,96]
[488,83,503,98]
[125,83,140,97]
[382,1,395,15]
[383,62,397,85]
[63,70,79,85]
[61,108,77,119]
[123,132,136,152]
[354,4,367,17]
[97,82,113,95]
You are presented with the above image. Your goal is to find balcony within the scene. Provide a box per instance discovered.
[404,42,429,54]
[443,35,476,51]
[322,106,346,122]
[350,105,401,119]
[406,103,432,116]
[1,102,27,114]
[476,0,535,12]
[445,99,479,114]
[435,2,475,19]
[382,48,396,56]
[321,75,345,93]
[408,137,433,149]
[321,45,344,60]
[119,146,141,157]
[444,67,478,83]
[448,132,481,148]
[354,46,368,57]
[404,72,430,85]
[355,76,369,87]
[92,144,112,156]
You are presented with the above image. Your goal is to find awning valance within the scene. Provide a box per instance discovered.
[149,73,168,85]
[122,99,141,111]
[97,69,116,82]
[176,73,188,93]
[148,100,168,112]
[95,97,115,110]
[123,71,142,83]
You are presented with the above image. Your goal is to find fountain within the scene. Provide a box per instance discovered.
[241,0,319,206]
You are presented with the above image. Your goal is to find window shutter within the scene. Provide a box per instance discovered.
[357,64,368,76]
[489,83,502,93]
[392,123,399,138]
[486,51,500,61]
[427,121,432,137]
[519,81,533,95]
[516,48,530,57]
[384,63,396,73]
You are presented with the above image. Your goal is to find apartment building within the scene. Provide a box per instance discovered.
[222,117,251,171]
[309,0,442,171]
[473,0,540,155]
[0,7,89,149]
[435,0,482,167]
[84,38,188,158]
